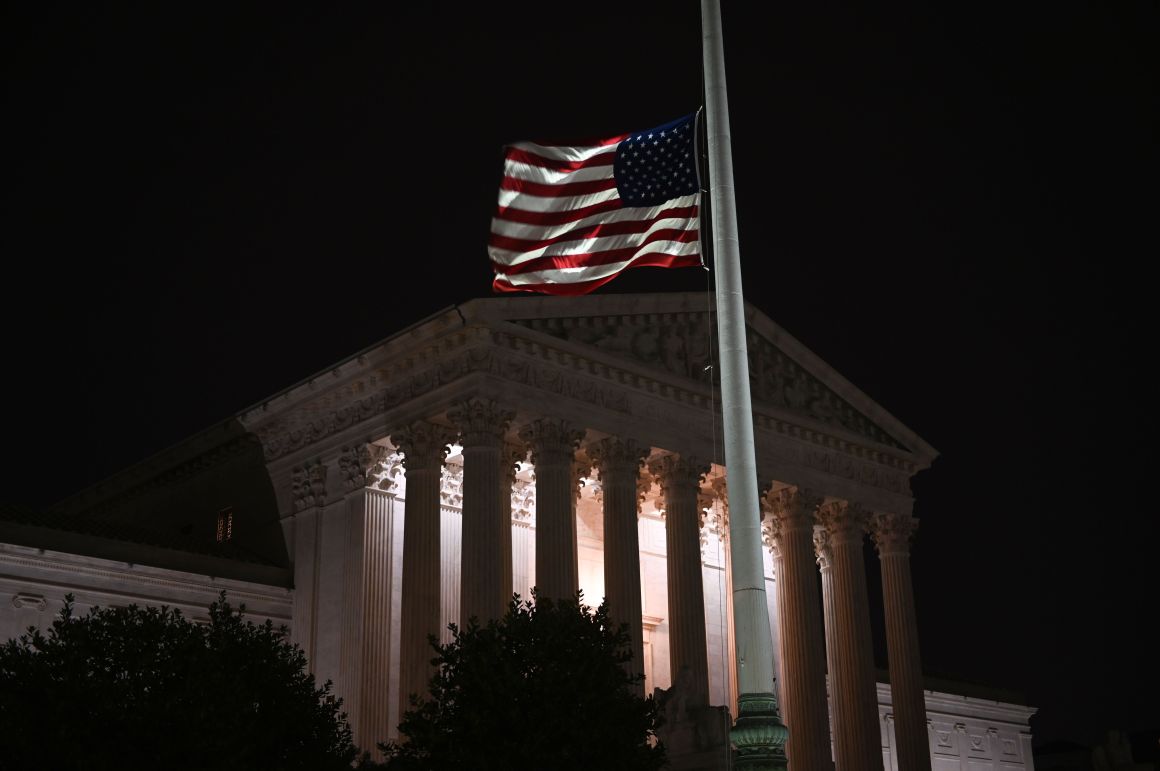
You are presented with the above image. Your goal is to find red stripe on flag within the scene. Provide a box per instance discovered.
[499,175,618,198]
[491,228,699,276]
[492,252,702,296]
[504,146,617,172]
[488,204,699,252]
[493,198,624,226]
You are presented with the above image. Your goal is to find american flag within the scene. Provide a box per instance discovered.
[489,113,702,295]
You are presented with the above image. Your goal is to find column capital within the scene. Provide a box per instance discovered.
[572,457,593,503]
[870,512,919,557]
[812,524,833,570]
[390,421,453,472]
[511,477,536,524]
[587,436,649,478]
[648,453,710,495]
[291,460,328,511]
[338,443,389,493]
[765,486,824,530]
[448,399,514,448]
[764,486,823,557]
[815,499,870,547]
[502,442,526,487]
[518,418,584,464]
[636,467,655,517]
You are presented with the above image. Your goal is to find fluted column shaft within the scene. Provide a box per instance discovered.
[768,488,834,771]
[816,501,884,771]
[764,509,788,716]
[814,525,838,763]
[520,419,583,602]
[501,443,524,601]
[450,400,514,626]
[590,437,649,695]
[391,422,451,718]
[872,514,930,771]
[651,454,711,708]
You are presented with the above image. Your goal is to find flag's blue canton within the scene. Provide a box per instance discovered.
[613,113,698,207]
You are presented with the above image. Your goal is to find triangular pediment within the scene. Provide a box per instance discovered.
[488,293,925,456]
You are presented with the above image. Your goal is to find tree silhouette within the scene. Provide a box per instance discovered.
[381,592,665,771]
[0,593,357,771]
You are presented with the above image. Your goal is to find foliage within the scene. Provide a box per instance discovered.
[0,593,357,771]
[381,592,665,771]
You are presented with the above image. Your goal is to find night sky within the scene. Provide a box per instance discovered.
[6,3,1155,749]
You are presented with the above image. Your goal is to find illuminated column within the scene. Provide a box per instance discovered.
[571,455,591,587]
[710,475,739,715]
[767,487,834,771]
[449,399,514,626]
[500,442,525,604]
[813,524,838,762]
[589,436,649,695]
[871,513,930,771]
[336,443,398,760]
[762,498,788,715]
[651,453,712,707]
[391,421,451,718]
[519,418,584,602]
[815,501,884,771]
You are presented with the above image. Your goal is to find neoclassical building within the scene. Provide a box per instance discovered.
[0,293,1036,769]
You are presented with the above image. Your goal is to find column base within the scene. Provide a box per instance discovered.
[730,692,789,771]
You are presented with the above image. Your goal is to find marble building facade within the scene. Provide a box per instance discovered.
[0,293,1036,770]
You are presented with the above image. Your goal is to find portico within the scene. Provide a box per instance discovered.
[244,292,937,770]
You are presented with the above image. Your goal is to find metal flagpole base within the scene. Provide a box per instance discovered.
[731,692,789,770]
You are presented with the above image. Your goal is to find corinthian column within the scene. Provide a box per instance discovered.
[815,501,884,771]
[871,513,930,771]
[449,399,514,626]
[390,421,451,718]
[589,436,649,695]
[650,453,712,708]
[813,524,838,761]
[519,419,584,602]
[761,499,787,713]
[767,487,834,771]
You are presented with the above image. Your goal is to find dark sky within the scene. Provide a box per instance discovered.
[6,2,1155,749]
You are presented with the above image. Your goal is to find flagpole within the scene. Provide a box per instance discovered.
[701,0,789,768]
